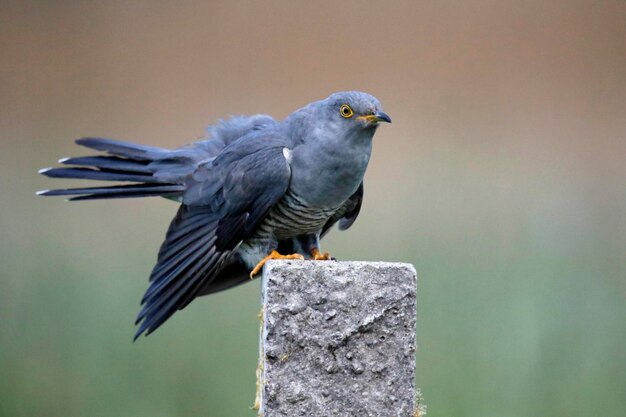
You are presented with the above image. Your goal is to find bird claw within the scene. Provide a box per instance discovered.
[311,248,331,260]
[250,250,305,278]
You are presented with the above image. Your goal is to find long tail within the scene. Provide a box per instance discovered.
[38,138,186,201]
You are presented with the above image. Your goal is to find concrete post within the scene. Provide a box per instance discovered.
[258,261,418,417]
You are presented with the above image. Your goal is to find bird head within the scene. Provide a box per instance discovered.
[283,91,391,147]
[325,91,391,130]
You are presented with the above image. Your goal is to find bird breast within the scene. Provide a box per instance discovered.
[288,137,372,208]
[255,188,338,240]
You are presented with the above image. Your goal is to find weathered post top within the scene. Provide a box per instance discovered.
[259,260,418,417]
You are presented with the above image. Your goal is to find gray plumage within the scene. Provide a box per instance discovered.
[38,91,391,339]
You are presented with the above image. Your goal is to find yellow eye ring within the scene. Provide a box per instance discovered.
[339,104,354,118]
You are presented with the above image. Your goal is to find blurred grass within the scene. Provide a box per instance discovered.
[1,1,625,416]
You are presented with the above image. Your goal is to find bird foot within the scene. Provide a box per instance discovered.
[311,247,331,260]
[250,250,305,278]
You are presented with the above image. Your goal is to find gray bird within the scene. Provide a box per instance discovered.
[38,91,391,339]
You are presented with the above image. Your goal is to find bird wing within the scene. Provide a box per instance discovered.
[320,182,364,238]
[147,115,278,183]
[135,132,291,339]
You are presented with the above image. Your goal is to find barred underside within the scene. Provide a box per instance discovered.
[254,188,338,241]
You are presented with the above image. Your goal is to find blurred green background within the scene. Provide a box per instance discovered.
[1,1,625,416]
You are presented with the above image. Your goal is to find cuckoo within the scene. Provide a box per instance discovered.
[38,91,391,339]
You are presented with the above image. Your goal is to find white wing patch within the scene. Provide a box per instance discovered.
[282,147,293,165]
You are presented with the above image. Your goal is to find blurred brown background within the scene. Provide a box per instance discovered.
[1,1,625,416]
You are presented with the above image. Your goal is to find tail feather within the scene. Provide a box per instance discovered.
[38,137,186,201]
[37,184,184,201]
[76,137,167,160]
[40,167,162,183]
[59,156,151,173]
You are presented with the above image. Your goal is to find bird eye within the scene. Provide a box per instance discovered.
[339,104,354,118]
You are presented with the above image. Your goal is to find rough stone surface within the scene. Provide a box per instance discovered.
[260,261,417,417]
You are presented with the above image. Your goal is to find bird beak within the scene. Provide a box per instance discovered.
[374,111,392,123]
[357,111,392,124]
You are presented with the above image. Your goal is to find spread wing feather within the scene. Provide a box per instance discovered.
[134,132,291,339]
